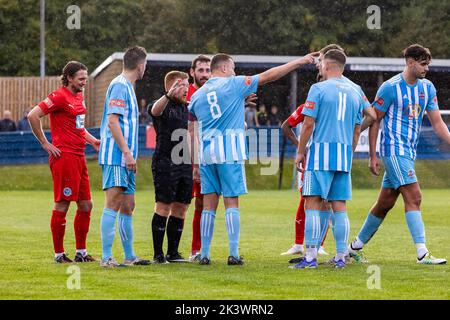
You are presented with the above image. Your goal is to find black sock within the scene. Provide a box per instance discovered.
[152,213,168,257]
[166,216,185,256]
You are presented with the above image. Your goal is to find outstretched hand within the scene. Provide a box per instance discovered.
[301,52,320,65]
[166,79,184,100]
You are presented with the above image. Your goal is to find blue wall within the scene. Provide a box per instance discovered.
[0,125,449,165]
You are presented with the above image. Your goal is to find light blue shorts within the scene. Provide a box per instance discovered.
[381,155,417,190]
[102,165,136,195]
[302,170,352,201]
[200,162,247,197]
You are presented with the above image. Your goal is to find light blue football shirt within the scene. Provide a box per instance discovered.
[301,76,365,172]
[188,75,259,164]
[373,73,439,160]
[99,74,139,167]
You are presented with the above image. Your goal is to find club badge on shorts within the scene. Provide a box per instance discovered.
[63,187,72,197]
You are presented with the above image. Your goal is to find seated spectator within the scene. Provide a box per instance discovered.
[257,104,268,126]
[17,108,32,131]
[245,105,258,127]
[0,110,17,132]
[268,105,281,126]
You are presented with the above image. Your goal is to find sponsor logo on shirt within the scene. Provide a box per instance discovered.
[305,101,315,110]
[244,76,252,86]
[419,92,425,100]
[109,99,125,108]
[44,97,54,108]
[375,97,384,106]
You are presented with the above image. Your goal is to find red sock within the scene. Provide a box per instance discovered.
[51,210,67,254]
[74,210,91,250]
[191,209,202,253]
[295,197,306,245]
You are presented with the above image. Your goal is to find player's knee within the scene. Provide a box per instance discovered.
[77,200,92,212]
[54,201,70,213]
[121,201,135,215]
[406,191,422,208]
[194,197,203,211]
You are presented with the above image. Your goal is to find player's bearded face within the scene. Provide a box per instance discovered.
[192,62,211,87]
[69,70,88,92]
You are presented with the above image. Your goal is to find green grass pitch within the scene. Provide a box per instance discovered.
[0,188,449,300]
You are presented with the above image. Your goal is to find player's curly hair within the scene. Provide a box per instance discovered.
[61,61,87,86]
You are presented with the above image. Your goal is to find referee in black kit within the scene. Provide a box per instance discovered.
[149,71,193,264]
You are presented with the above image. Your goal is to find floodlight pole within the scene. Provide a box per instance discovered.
[40,0,45,78]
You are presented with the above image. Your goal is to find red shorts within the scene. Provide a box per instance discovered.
[192,180,203,198]
[49,152,91,202]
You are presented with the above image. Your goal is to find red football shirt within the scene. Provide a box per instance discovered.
[186,83,198,103]
[287,104,306,127]
[38,86,86,156]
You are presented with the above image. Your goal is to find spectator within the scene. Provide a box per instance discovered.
[257,104,268,126]
[138,98,152,124]
[17,108,32,131]
[245,105,258,127]
[268,105,281,126]
[0,110,17,132]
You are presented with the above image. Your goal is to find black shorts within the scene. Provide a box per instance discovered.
[152,159,193,204]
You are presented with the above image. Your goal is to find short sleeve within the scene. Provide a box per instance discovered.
[106,83,128,116]
[373,82,393,113]
[233,75,259,98]
[358,86,371,110]
[301,84,321,119]
[38,90,65,114]
[426,82,439,111]
[355,103,364,125]
[287,104,305,127]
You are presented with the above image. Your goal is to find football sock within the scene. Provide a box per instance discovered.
[405,211,427,257]
[191,209,202,253]
[318,209,331,246]
[51,210,67,254]
[167,216,185,256]
[151,213,168,257]
[76,249,87,257]
[225,208,240,258]
[118,213,136,260]
[356,212,383,245]
[200,210,216,259]
[295,198,305,245]
[74,209,90,250]
[305,209,320,261]
[100,208,118,261]
[415,243,428,259]
[333,211,350,256]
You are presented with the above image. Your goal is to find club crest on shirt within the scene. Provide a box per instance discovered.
[244,76,252,86]
[63,187,72,197]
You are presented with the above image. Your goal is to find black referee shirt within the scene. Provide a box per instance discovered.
[148,99,190,166]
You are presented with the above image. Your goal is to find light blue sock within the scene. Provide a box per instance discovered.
[225,208,240,258]
[200,210,216,259]
[305,209,320,247]
[317,209,331,246]
[405,211,426,244]
[118,213,136,260]
[357,212,383,244]
[333,211,350,255]
[101,208,118,261]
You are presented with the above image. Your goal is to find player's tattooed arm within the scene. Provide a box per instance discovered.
[361,106,377,132]
[427,110,450,145]
[28,106,61,158]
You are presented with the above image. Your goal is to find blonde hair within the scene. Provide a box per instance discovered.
[164,71,189,91]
